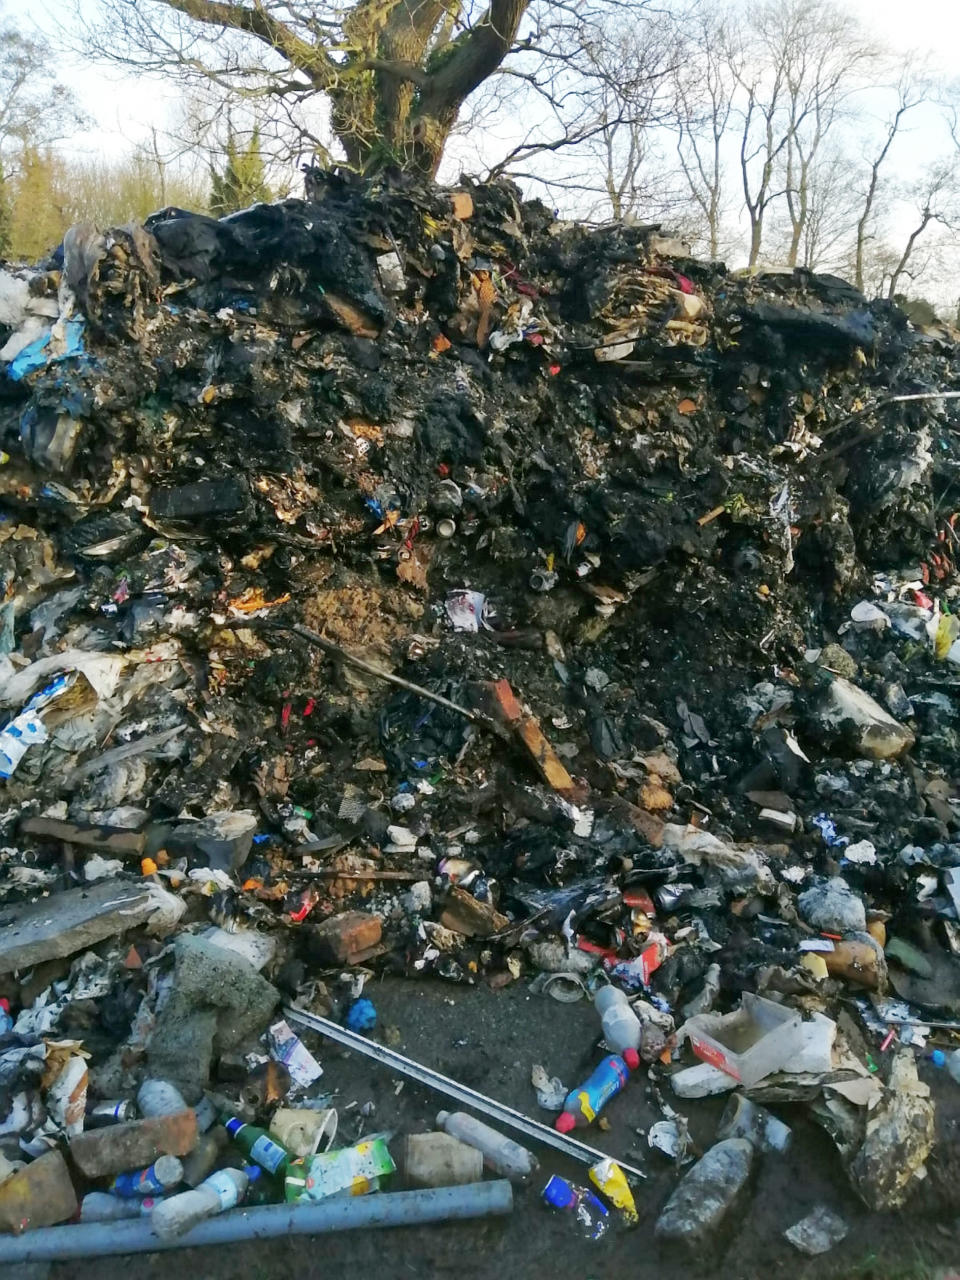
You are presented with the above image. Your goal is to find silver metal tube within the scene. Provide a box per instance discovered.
[284,1006,647,1181]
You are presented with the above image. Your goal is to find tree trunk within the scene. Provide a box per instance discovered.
[748,217,763,269]
[331,0,528,176]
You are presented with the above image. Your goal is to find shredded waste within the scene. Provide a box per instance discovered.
[0,170,959,1257]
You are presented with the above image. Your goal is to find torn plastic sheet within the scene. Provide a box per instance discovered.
[5,317,87,381]
[14,951,115,1037]
[268,1018,323,1087]
[0,1044,46,1090]
[0,670,76,779]
[445,590,492,633]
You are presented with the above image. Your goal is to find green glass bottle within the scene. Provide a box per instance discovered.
[222,1115,289,1176]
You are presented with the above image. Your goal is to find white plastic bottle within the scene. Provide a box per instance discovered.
[436,1111,538,1182]
[594,986,641,1053]
[947,1049,960,1085]
[80,1192,164,1222]
[150,1166,248,1241]
[137,1079,189,1117]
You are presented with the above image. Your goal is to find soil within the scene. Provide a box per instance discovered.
[49,977,960,1280]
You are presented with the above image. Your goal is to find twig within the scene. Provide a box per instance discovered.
[231,619,485,726]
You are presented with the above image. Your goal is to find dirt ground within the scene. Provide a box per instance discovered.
[21,978,954,1280]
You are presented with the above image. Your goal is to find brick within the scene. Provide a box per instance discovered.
[70,1111,197,1177]
[309,911,382,965]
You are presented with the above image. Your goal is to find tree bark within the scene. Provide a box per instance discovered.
[149,0,529,177]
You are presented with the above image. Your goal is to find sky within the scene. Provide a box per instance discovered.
[17,0,960,299]
[26,0,958,162]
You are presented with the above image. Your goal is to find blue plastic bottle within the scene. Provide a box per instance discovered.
[109,1155,183,1197]
[555,1050,640,1133]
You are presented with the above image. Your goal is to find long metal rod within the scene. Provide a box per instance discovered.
[284,1005,647,1181]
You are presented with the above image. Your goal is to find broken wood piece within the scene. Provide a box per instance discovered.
[20,816,146,857]
[479,678,575,795]
[697,505,725,527]
[450,191,474,219]
[439,886,510,938]
[322,292,380,338]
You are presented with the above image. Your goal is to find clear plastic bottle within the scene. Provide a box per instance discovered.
[151,1166,248,1241]
[594,987,641,1053]
[436,1111,538,1182]
[80,1192,164,1222]
[137,1079,189,1117]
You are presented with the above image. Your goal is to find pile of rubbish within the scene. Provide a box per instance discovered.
[1,169,960,1258]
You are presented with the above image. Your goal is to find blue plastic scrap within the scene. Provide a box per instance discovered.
[345,998,377,1032]
[0,670,76,779]
[812,813,849,848]
[6,319,86,382]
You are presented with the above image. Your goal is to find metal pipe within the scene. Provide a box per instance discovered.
[0,1182,513,1264]
[284,1006,647,1181]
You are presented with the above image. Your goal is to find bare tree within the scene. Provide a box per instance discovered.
[792,147,862,270]
[730,0,880,269]
[672,11,741,259]
[487,13,688,221]
[0,19,87,185]
[852,66,928,290]
[773,2,879,267]
[68,0,674,180]
[886,161,959,299]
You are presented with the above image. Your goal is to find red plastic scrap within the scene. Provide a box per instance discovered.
[623,889,656,915]
[289,889,317,923]
[576,936,620,962]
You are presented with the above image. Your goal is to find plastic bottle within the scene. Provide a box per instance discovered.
[222,1116,289,1176]
[86,1100,137,1128]
[181,1127,229,1188]
[109,1155,183,1197]
[401,1132,482,1188]
[80,1193,165,1222]
[242,1164,278,1206]
[137,1079,189,1117]
[554,1050,640,1133]
[541,1174,609,1239]
[594,987,641,1053]
[150,1166,248,1241]
[436,1111,538,1182]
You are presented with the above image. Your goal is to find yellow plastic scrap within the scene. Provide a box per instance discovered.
[589,1157,638,1224]
[935,612,960,660]
[228,588,292,614]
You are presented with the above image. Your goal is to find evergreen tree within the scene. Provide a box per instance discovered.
[0,172,11,259]
[209,129,271,217]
